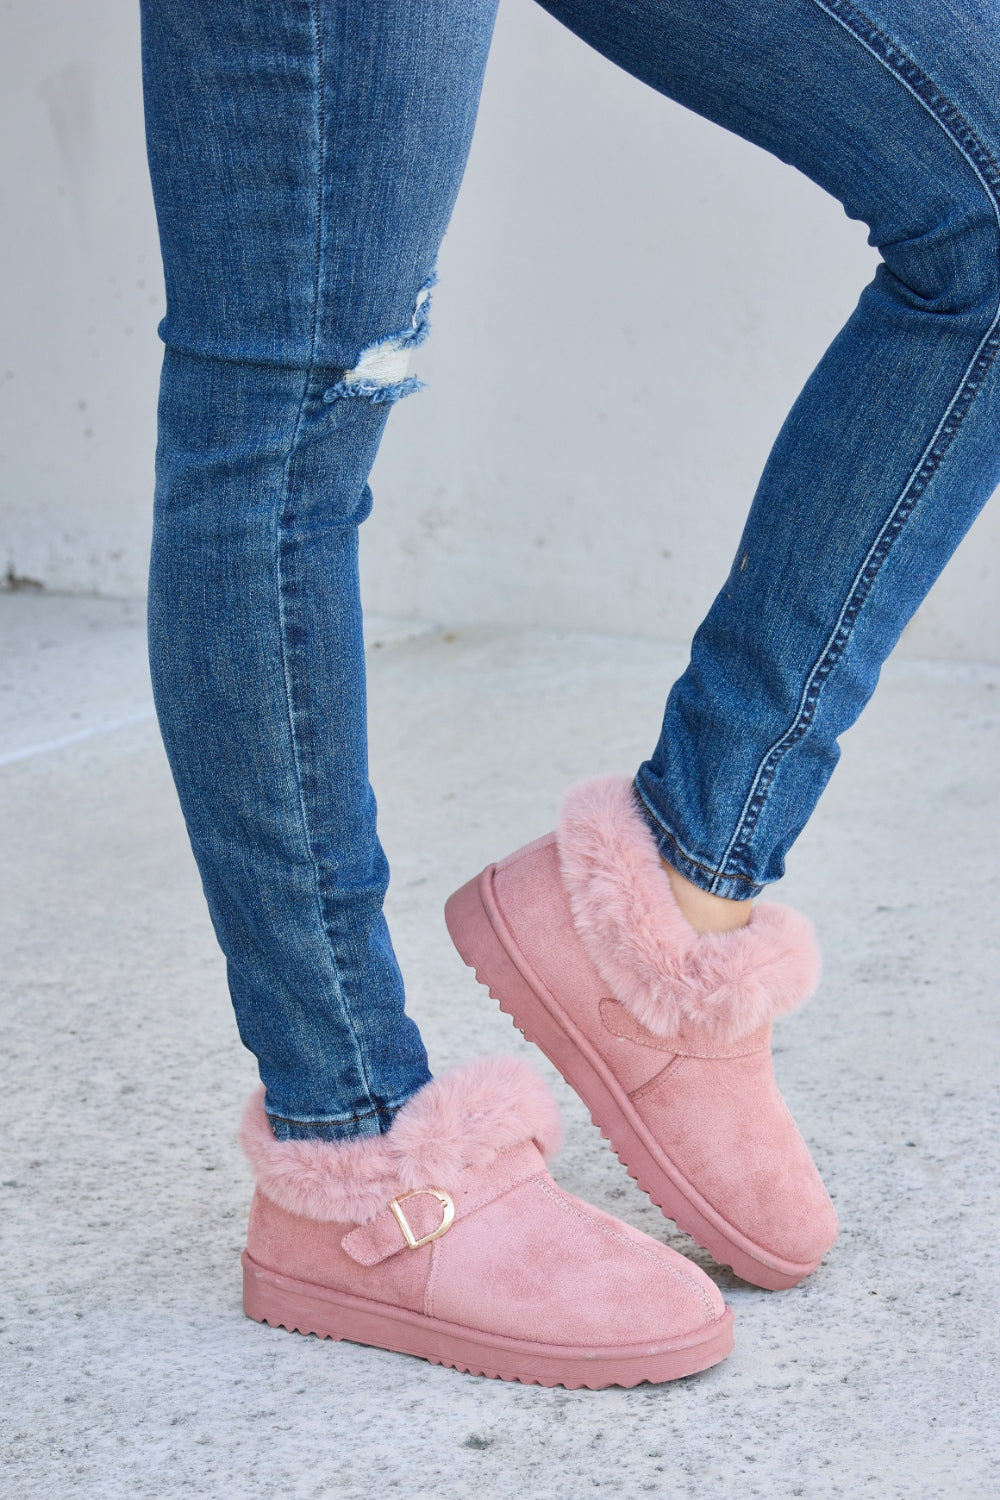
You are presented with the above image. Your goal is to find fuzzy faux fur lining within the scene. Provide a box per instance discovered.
[556,777,820,1045]
[240,1055,561,1224]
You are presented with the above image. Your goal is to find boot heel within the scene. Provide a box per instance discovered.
[445,872,564,1055]
[445,872,532,1004]
[242,1251,343,1339]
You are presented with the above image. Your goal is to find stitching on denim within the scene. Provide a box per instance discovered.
[267,12,378,1119]
[307,0,325,367]
[715,1,1000,890]
[266,1102,398,1130]
[632,778,761,894]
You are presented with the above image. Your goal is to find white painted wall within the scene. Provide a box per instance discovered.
[0,2,161,599]
[1,0,997,658]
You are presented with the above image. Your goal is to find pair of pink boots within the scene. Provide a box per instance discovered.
[241,777,838,1387]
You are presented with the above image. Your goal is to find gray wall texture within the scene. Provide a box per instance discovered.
[1,0,997,659]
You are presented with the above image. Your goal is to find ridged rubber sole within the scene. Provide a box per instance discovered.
[242,1251,734,1388]
[445,868,820,1292]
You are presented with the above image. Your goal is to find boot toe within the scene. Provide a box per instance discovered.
[432,1175,727,1348]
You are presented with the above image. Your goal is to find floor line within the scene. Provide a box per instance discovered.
[0,708,157,767]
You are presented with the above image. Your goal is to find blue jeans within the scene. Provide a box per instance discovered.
[140,0,1000,1138]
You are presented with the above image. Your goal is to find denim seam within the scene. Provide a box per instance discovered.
[266,1100,403,1130]
[632,779,762,896]
[268,7,379,1121]
[307,0,326,367]
[712,0,1000,892]
[272,398,379,1116]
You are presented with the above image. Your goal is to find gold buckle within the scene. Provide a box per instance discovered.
[389,1188,455,1249]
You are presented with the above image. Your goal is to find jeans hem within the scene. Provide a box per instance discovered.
[266,1086,425,1143]
[631,776,766,902]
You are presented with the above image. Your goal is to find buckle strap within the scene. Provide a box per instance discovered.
[341,1139,544,1267]
[390,1188,455,1248]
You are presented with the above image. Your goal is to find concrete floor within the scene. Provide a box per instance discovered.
[1,593,998,1499]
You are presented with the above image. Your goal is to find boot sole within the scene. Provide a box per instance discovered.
[445,867,820,1291]
[242,1250,733,1387]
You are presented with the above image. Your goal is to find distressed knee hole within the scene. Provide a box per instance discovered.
[323,274,435,406]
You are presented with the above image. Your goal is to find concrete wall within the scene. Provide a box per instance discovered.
[2,0,997,658]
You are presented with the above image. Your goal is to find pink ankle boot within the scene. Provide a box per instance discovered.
[240,1055,733,1387]
[445,778,838,1290]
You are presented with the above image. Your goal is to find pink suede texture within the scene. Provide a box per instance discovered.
[342,1141,546,1265]
[428,1177,722,1342]
[633,1054,835,1264]
[247,1190,429,1312]
[487,795,838,1270]
[242,1058,726,1350]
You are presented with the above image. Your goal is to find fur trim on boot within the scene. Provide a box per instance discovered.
[240,1055,561,1224]
[556,776,820,1045]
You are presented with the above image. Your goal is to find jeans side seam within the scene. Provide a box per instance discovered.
[632,778,763,896]
[713,0,1000,889]
[268,9,377,1118]
[307,0,326,367]
[809,0,1000,206]
[273,393,380,1116]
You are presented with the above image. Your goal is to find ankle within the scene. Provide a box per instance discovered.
[662,859,753,934]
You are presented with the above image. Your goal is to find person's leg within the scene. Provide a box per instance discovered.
[536,0,1000,901]
[140,0,734,1383]
[448,0,1000,1286]
[140,0,501,1140]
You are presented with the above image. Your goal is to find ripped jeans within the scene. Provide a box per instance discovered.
[140,0,1000,1139]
